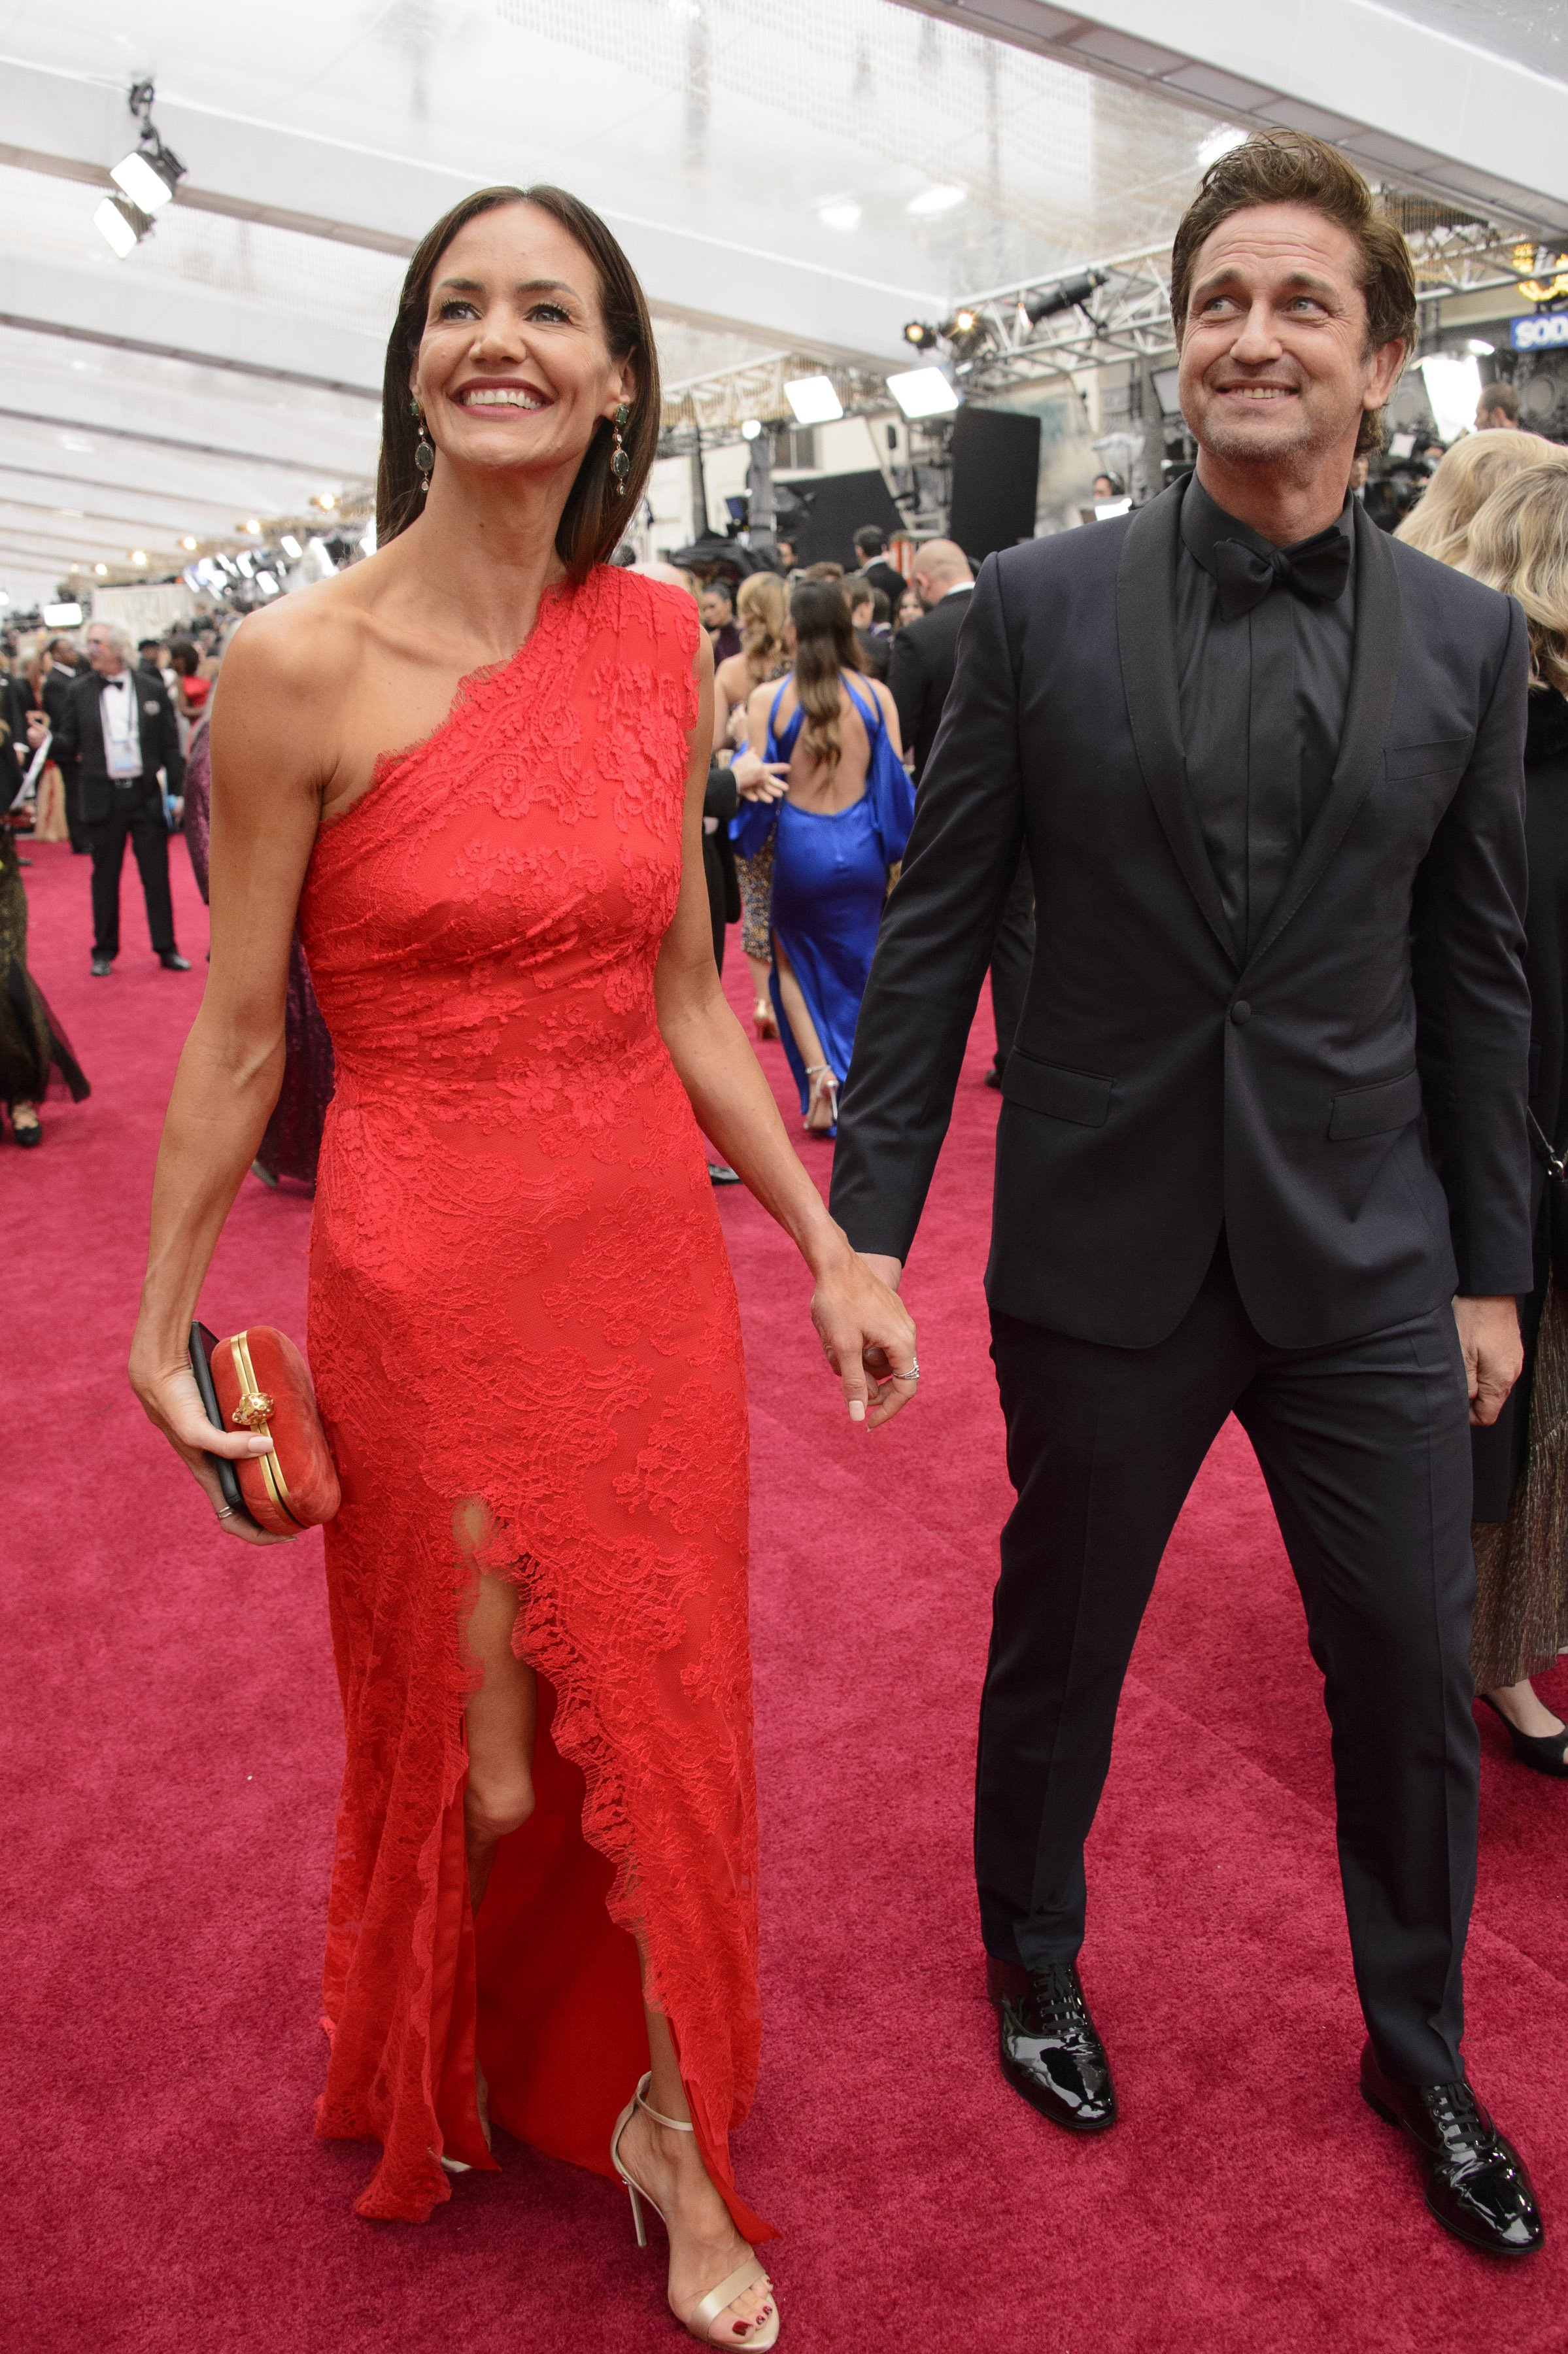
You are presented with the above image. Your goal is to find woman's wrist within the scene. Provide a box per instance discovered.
[795,1206,856,1283]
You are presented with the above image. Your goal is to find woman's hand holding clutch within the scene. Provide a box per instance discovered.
[810,1249,919,1428]
[129,1348,293,1546]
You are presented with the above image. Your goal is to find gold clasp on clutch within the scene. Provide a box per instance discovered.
[231,1390,275,1430]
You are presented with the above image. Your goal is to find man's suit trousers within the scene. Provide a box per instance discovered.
[987,849,1034,1076]
[87,793,176,960]
[979,1234,1478,2085]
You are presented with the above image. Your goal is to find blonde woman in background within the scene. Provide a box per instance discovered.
[713,571,789,1037]
[1397,427,1567,566]
[1459,461,1568,1775]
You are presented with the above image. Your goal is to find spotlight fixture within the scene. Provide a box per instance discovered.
[886,366,961,420]
[96,80,186,258]
[311,490,338,511]
[940,307,994,361]
[782,375,844,426]
[128,549,147,566]
[241,517,262,536]
[179,534,198,551]
[1020,269,1108,328]
[903,320,940,350]
[740,418,762,441]
[94,562,108,575]
[94,195,150,259]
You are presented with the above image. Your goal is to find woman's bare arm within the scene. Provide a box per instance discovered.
[655,636,917,1426]
[128,608,340,1539]
[870,675,904,760]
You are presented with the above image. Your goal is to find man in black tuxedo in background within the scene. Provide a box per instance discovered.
[831,134,1544,2257]
[851,525,907,623]
[890,537,1035,1086]
[41,636,90,851]
[35,620,189,977]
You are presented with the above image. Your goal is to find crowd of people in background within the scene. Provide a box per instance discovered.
[5,379,1565,1189]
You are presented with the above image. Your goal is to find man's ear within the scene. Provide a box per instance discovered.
[1365,337,1407,412]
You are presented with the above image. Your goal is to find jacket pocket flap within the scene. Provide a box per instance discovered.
[1383,735,1471,781]
[1002,1055,1114,1127]
[1328,1069,1423,1142]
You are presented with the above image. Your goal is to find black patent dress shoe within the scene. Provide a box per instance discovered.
[1361,2043,1543,2257]
[159,951,192,971]
[987,1955,1117,2134]
[90,955,113,977]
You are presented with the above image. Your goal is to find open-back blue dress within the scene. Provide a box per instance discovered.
[730,672,914,1123]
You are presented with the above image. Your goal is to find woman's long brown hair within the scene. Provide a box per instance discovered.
[737,570,786,685]
[376,183,660,579]
[789,579,858,781]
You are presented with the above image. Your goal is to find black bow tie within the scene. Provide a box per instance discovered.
[1209,524,1352,623]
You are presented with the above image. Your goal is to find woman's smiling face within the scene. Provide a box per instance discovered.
[412,201,636,489]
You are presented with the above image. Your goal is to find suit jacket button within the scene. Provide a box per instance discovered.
[1230,1000,1251,1025]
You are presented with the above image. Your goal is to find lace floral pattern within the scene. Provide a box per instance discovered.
[296,568,765,2234]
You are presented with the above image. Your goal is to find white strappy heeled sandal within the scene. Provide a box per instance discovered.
[803,1063,838,1135]
[610,2073,779,2348]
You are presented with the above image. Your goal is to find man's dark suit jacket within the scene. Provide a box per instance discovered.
[51,667,184,826]
[830,483,1533,1352]
[887,585,975,781]
[859,557,907,619]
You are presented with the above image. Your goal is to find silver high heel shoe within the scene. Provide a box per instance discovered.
[610,2072,779,2348]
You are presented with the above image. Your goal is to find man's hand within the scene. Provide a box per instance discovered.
[860,1254,904,1295]
[1453,1294,1523,1427]
[25,712,47,749]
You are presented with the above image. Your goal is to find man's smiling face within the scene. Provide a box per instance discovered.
[1178,201,1405,471]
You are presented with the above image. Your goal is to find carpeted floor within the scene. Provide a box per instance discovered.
[7,836,1567,2353]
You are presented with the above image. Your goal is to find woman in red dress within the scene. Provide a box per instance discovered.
[129,186,917,2348]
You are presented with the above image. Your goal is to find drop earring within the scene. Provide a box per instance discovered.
[411,394,435,491]
[610,403,630,496]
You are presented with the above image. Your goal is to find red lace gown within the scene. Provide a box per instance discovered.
[296,565,768,2237]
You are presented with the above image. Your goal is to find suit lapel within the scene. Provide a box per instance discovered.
[1116,485,1236,964]
[1248,502,1403,967]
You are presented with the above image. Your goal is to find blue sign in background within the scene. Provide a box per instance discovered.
[1512,313,1568,350]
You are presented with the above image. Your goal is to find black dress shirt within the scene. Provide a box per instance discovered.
[1176,475,1355,957]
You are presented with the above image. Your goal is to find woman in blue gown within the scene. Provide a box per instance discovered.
[730,580,913,1134]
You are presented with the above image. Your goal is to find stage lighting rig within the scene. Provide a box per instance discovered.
[95,80,186,259]
[1017,268,1108,332]
[903,321,940,351]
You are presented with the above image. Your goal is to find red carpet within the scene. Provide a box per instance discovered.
[8,836,1568,2352]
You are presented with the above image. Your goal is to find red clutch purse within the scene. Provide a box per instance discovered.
[206,1324,341,1535]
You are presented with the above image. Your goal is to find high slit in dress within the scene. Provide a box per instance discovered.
[295,565,770,2237]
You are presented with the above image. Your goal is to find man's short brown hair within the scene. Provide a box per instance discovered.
[1170,131,1418,455]
[1480,379,1520,422]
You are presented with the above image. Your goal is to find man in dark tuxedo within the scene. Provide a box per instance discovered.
[890,537,1034,1086]
[851,525,907,623]
[831,133,1544,2257]
[36,621,189,976]
[40,636,90,851]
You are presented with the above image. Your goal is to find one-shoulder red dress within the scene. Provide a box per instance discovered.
[296,565,768,2238]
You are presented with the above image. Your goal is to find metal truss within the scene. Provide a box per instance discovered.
[652,201,1567,452]
[658,352,893,449]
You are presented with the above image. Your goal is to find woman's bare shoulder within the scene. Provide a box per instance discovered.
[216,567,379,707]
